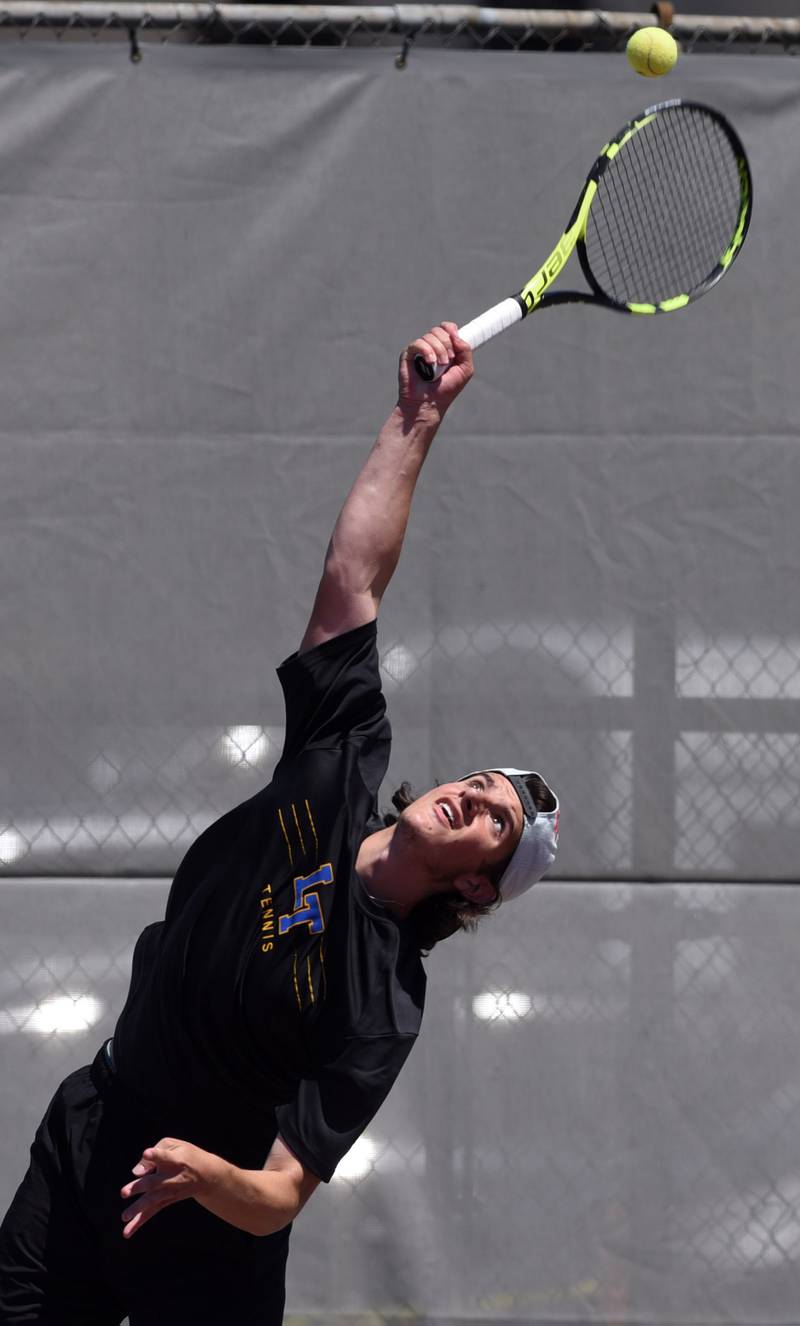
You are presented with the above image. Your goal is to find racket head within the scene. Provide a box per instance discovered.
[569,99,752,315]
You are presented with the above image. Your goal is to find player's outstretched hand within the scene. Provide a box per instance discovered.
[120,1137,225,1238]
[398,322,473,415]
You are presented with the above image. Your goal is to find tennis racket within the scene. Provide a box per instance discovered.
[415,98,752,381]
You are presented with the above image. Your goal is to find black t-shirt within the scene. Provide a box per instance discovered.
[112,622,426,1182]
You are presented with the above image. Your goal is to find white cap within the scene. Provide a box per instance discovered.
[462,768,560,901]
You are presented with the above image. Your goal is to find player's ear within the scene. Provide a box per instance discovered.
[452,873,496,906]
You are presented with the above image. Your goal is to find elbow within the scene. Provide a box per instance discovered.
[251,1200,299,1239]
[253,1215,292,1239]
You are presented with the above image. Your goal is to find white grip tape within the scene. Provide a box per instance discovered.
[458,297,524,350]
[413,297,523,381]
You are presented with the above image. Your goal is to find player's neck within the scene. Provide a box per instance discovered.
[356,825,428,918]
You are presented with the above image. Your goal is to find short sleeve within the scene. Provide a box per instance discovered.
[274,1033,416,1183]
[276,622,388,767]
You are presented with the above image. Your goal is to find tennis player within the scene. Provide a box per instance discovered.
[0,323,559,1325]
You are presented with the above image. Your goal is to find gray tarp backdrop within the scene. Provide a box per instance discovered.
[1,39,799,1324]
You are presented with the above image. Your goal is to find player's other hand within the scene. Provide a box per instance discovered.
[120,1136,226,1238]
[398,322,474,415]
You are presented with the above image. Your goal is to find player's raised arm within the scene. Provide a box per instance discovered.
[299,323,474,655]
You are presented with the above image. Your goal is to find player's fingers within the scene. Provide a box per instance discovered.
[450,335,474,378]
[426,327,455,363]
[121,1175,183,1228]
[402,342,439,382]
[121,1208,145,1238]
[403,341,436,375]
[439,321,471,360]
[142,1139,182,1166]
[399,322,473,393]
[122,1193,154,1228]
[120,1172,161,1199]
[432,327,472,379]
[121,1195,163,1238]
[409,338,446,370]
[122,1195,147,1224]
[412,328,451,366]
[411,339,448,380]
[130,1156,157,1178]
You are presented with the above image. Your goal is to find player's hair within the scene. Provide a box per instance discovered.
[381,777,550,954]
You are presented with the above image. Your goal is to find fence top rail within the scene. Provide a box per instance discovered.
[0,2,797,41]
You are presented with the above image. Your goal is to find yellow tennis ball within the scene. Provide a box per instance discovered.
[626,27,679,77]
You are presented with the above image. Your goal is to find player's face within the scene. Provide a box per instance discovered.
[400,771,524,881]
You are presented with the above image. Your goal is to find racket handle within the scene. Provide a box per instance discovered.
[413,298,524,381]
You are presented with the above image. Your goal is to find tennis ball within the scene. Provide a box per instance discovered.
[626,27,679,77]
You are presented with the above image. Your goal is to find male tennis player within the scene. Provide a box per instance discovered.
[0,323,559,1325]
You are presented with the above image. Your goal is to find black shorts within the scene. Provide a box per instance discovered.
[0,1047,290,1325]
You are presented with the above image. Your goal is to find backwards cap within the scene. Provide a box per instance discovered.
[462,768,560,902]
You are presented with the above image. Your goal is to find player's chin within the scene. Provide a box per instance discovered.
[397,801,442,843]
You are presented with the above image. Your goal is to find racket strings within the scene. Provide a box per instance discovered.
[591,109,731,300]
[659,108,738,281]
[584,105,746,307]
[632,121,694,294]
[598,112,735,299]
[629,117,702,296]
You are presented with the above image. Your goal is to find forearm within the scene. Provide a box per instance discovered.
[325,401,443,601]
[196,1159,301,1237]
[298,324,472,652]
[121,1133,319,1240]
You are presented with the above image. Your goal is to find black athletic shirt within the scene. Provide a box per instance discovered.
[112,622,426,1182]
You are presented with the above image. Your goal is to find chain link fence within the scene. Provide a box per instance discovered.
[4,618,800,880]
[0,3,796,53]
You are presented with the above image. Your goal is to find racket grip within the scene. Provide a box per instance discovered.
[413,298,524,381]
[414,355,445,382]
